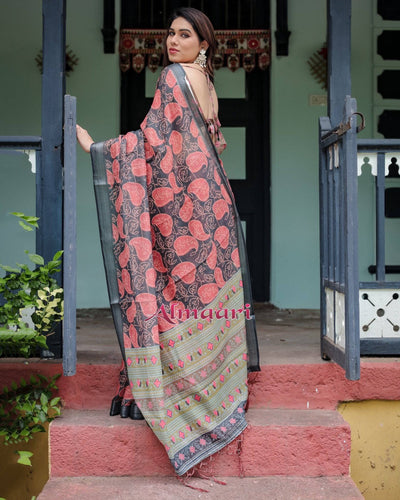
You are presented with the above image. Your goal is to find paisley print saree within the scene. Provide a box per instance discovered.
[90,63,259,476]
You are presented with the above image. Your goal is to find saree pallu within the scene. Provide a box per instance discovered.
[90,63,259,476]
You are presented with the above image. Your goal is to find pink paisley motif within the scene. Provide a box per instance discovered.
[112,223,119,243]
[162,277,176,302]
[231,248,240,268]
[186,151,207,173]
[129,237,152,261]
[166,69,177,88]
[174,236,199,256]
[152,250,168,272]
[125,132,138,153]
[129,325,139,347]
[124,333,132,348]
[123,182,146,206]
[140,212,151,232]
[160,146,173,174]
[112,160,120,183]
[173,85,188,108]
[118,243,130,268]
[220,184,232,204]
[214,226,230,249]
[136,292,158,318]
[214,267,225,288]
[144,127,163,146]
[212,199,229,220]
[145,268,157,288]
[118,278,125,298]
[152,187,174,207]
[117,215,125,239]
[121,269,133,294]
[152,88,161,109]
[127,301,137,323]
[131,158,147,177]
[144,142,154,160]
[172,262,196,284]
[168,172,183,194]
[110,140,120,159]
[187,178,210,202]
[152,213,173,236]
[106,169,114,187]
[165,103,183,124]
[115,191,123,212]
[169,130,183,154]
[179,195,193,222]
[198,283,219,304]
[188,220,210,241]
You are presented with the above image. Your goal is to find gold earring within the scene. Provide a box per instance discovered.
[194,48,207,69]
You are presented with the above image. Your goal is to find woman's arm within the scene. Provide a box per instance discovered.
[76,124,94,153]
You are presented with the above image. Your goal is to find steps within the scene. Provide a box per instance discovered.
[2,361,400,410]
[0,360,370,498]
[48,408,351,478]
[38,476,364,499]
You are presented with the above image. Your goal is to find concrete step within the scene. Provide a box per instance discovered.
[2,360,400,410]
[49,408,350,478]
[38,475,363,499]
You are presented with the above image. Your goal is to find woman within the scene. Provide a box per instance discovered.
[77,7,259,477]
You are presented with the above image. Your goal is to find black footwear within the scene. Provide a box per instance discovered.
[130,402,145,420]
[109,396,122,416]
[120,400,132,418]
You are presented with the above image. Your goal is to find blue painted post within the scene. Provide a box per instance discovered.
[376,152,386,282]
[327,0,352,127]
[63,95,77,376]
[38,0,66,358]
[343,97,360,380]
[319,116,331,359]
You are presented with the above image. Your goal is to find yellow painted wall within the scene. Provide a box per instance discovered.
[339,401,400,499]
[0,426,48,500]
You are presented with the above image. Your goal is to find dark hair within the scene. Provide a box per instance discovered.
[163,7,217,82]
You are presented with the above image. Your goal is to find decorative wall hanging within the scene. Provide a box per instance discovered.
[307,44,327,90]
[35,46,79,76]
[119,29,271,73]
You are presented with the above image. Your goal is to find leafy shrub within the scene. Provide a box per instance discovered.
[0,374,61,466]
[0,213,63,357]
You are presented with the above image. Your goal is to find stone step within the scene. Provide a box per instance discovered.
[38,475,363,499]
[2,360,400,410]
[49,408,350,478]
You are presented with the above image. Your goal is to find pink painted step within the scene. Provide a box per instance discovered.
[49,408,350,478]
[2,361,400,410]
[38,476,363,499]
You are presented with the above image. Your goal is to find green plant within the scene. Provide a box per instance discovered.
[0,374,61,466]
[0,213,63,357]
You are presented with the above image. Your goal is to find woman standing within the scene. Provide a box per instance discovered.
[77,7,259,477]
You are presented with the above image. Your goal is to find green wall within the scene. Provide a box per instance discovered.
[0,0,119,308]
[0,0,381,309]
[270,0,375,308]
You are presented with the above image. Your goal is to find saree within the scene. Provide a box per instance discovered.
[90,63,259,476]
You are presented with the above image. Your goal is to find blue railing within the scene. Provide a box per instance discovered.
[319,97,360,380]
[0,96,77,375]
[357,139,400,355]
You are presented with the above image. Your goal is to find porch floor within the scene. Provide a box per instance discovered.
[75,304,400,366]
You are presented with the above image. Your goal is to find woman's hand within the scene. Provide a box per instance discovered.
[76,124,94,153]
